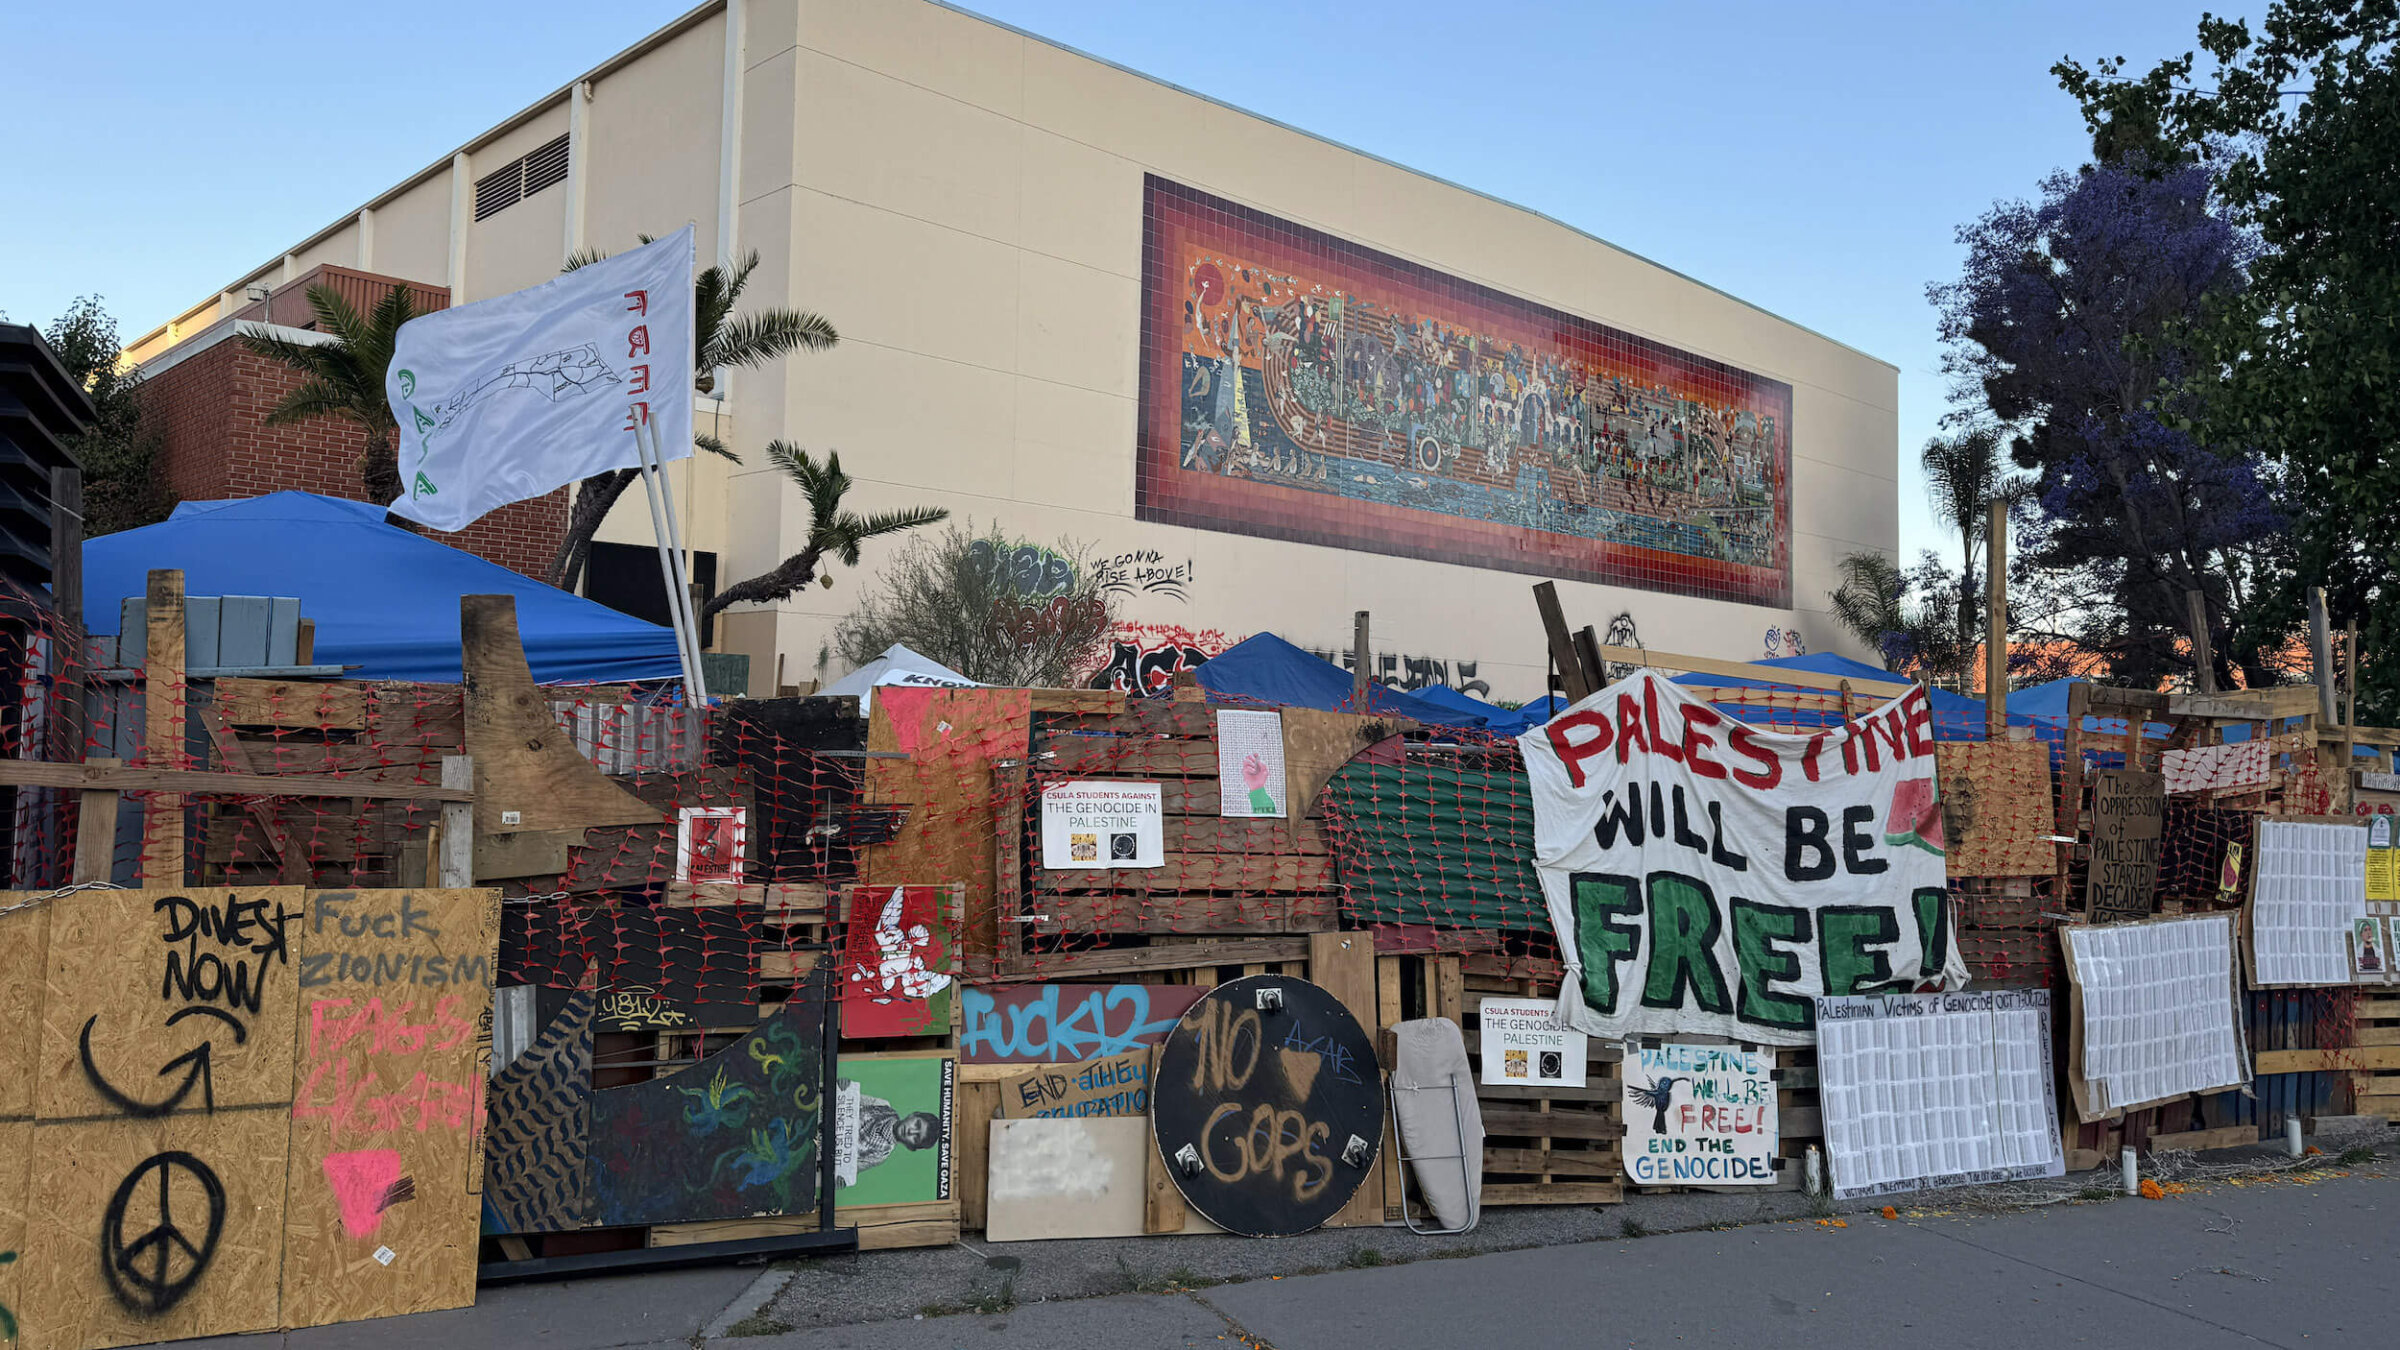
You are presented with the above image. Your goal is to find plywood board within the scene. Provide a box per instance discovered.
[0,899,52,1123]
[461,595,661,839]
[1936,741,2055,877]
[984,1119,1150,1242]
[21,1102,292,1350]
[0,1118,29,1350]
[37,889,306,1120]
[279,889,496,1330]
[995,1051,1153,1120]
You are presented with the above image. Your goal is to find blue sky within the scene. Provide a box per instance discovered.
[7,0,2238,558]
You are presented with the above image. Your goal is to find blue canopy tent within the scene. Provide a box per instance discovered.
[84,492,682,684]
[1192,633,1492,730]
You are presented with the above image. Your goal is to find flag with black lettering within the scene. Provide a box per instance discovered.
[1518,669,1966,1045]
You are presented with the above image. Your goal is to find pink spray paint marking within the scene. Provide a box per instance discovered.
[322,1149,405,1238]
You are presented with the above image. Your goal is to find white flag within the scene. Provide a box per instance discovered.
[384,226,695,531]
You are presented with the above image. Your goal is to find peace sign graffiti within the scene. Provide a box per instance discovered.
[100,1153,226,1318]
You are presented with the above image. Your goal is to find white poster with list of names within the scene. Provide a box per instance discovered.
[1478,998,1587,1088]
[1215,709,1287,818]
[1040,780,1164,869]
[1814,989,2062,1199]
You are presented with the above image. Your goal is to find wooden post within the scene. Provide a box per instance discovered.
[1573,626,1606,694]
[438,754,474,887]
[2185,590,2218,696]
[2309,586,2338,725]
[72,756,121,884]
[1532,582,1593,702]
[1986,499,2008,737]
[1352,609,1371,707]
[50,466,81,627]
[2057,681,2088,912]
[140,568,185,885]
[295,618,316,666]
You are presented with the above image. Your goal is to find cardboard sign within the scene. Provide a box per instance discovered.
[2084,770,2164,922]
[1040,780,1164,869]
[997,1051,1153,1119]
[1477,997,1587,1088]
[1518,670,1964,1046]
[1622,1042,1778,1187]
[2368,816,2396,903]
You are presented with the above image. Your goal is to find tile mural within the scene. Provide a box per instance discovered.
[1136,177,1793,607]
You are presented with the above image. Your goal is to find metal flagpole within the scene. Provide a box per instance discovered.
[647,415,709,700]
[631,416,708,699]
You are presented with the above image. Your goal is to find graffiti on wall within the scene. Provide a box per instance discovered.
[1138,176,1793,607]
[1084,624,1240,694]
[967,538,1075,599]
[1763,625,1807,660]
[1091,550,1195,603]
[1305,647,1491,698]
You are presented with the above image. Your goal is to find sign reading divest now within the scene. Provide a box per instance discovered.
[1518,670,1967,1046]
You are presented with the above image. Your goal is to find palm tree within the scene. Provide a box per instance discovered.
[549,244,838,593]
[700,443,947,620]
[239,283,417,512]
[1828,549,1965,686]
[1920,427,2029,693]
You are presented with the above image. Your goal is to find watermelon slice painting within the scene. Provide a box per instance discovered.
[1884,774,1946,855]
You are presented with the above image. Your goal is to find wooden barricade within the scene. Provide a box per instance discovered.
[1452,966,1625,1209]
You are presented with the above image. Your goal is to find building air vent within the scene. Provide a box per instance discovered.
[473,133,572,222]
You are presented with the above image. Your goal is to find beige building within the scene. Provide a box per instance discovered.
[128,0,1897,701]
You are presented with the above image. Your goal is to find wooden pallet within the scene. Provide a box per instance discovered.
[2356,991,2400,1122]
[1453,972,1625,1206]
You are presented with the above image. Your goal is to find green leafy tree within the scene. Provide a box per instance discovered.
[550,244,837,593]
[239,283,417,511]
[700,442,946,622]
[831,523,1120,688]
[42,297,174,535]
[2058,3,2400,716]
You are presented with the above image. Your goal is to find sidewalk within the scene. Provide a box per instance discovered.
[172,1124,2392,1350]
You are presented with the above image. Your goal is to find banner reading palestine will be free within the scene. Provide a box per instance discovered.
[1517,670,1968,1047]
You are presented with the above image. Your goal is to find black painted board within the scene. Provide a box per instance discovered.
[1150,974,1384,1237]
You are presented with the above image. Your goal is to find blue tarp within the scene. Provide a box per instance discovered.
[1193,633,1493,729]
[84,492,682,684]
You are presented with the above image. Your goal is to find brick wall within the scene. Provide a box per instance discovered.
[139,343,567,578]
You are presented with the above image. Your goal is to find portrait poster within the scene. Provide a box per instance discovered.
[1518,669,1965,1046]
[838,885,958,1039]
[1039,780,1164,869]
[833,1054,955,1208]
[1216,709,1288,818]
[1477,997,1588,1088]
[1622,1042,1778,1187]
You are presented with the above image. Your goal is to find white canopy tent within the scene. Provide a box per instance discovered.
[820,643,982,715]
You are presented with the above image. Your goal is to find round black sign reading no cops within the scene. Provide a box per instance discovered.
[1150,974,1384,1237]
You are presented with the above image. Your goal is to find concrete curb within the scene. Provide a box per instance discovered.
[701,1266,797,1340]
